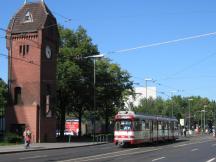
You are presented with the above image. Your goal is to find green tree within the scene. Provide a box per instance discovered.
[133,94,216,130]
[57,26,98,138]
[57,25,134,137]
[96,59,134,132]
[0,79,7,115]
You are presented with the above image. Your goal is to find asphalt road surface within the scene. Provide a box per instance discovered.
[0,136,216,162]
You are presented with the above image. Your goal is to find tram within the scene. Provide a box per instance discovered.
[114,111,179,147]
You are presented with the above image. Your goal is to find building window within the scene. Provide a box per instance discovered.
[24,11,33,23]
[26,45,29,53]
[19,45,29,56]
[14,87,22,105]
[23,45,26,56]
[19,45,22,54]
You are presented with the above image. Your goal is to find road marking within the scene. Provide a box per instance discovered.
[100,147,111,150]
[58,148,160,162]
[191,148,198,152]
[173,143,188,148]
[57,148,140,162]
[152,157,165,161]
[173,139,213,148]
[19,155,48,160]
[206,158,215,162]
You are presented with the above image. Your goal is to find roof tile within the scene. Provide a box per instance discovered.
[8,2,56,34]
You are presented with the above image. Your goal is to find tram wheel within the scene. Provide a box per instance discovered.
[118,141,127,148]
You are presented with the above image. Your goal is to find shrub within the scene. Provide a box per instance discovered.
[4,132,23,144]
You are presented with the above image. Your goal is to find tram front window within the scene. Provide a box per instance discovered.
[115,120,132,131]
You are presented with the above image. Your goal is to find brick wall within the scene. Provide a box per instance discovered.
[6,105,38,143]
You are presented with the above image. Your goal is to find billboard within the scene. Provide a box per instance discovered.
[180,119,184,126]
[65,119,79,136]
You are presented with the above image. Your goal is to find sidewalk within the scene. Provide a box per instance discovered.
[0,142,106,154]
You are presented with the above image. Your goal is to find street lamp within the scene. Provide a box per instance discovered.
[85,54,104,136]
[188,98,193,133]
[145,78,152,110]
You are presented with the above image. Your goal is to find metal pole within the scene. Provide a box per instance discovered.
[201,111,202,134]
[93,58,96,137]
[85,55,104,140]
[172,101,174,117]
[189,101,191,131]
[170,91,176,117]
[145,78,152,111]
[38,105,40,143]
[93,58,96,111]
[188,99,193,132]
[213,101,215,126]
[204,107,206,133]
[171,92,173,117]
[145,79,147,109]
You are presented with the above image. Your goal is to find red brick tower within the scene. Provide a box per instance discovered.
[6,0,59,142]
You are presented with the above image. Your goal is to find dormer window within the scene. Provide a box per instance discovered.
[23,11,33,23]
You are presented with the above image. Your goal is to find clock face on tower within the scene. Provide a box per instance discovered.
[45,45,52,59]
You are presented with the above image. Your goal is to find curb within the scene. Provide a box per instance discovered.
[0,142,108,155]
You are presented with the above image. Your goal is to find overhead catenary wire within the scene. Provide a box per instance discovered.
[1,10,216,99]
[104,31,216,55]
[133,76,184,92]
[132,76,183,98]
[163,75,216,80]
[162,51,216,80]
[52,11,72,22]
[0,53,39,66]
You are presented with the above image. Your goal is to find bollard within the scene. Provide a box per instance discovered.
[68,135,71,143]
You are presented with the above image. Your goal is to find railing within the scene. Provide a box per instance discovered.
[92,134,113,143]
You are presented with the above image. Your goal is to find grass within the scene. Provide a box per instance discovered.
[0,142,16,146]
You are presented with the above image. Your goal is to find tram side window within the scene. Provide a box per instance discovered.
[167,122,170,130]
[174,122,178,130]
[145,120,150,129]
[162,122,165,130]
[171,122,174,132]
[158,121,162,130]
[153,121,157,130]
[134,120,141,131]
[142,120,145,130]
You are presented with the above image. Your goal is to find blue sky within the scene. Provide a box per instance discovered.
[1,0,216,100]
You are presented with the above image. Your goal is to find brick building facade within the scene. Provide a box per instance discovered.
[6,0,59,142]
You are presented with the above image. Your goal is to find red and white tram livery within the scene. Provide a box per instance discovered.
[114,111,179,146]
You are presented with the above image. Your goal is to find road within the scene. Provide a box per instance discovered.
[0,136,216,162]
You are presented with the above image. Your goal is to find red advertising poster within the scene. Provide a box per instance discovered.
[65,119,79,136]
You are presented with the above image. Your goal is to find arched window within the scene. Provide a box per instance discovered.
[14,87,22,105]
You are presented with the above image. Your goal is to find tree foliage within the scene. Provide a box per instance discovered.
[0,78,7,114]
[57,25,134,137]
[133,95,216,127]
[96,59,134,131]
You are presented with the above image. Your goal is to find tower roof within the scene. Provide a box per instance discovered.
[8,1,56,34]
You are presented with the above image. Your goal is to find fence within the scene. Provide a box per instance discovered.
[92,134,114,143]
[0,107,5,137]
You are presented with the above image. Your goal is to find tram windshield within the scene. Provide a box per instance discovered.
[115,120,132,131]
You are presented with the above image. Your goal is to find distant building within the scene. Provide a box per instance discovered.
[125,87,157,109]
